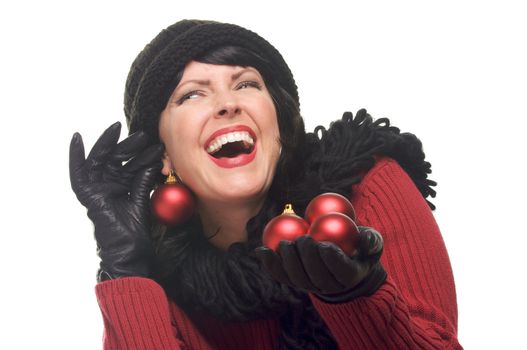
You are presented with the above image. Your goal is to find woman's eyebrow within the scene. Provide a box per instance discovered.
[231,68,259,81]
[175,79,210,93]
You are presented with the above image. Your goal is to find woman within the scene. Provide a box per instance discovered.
[70,20,462,349]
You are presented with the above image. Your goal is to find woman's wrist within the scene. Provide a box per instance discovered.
[97,268,114,282]
[315,263,387,303]
[97,256,152,283]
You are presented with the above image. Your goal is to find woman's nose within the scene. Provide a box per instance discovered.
[215,92,241,118]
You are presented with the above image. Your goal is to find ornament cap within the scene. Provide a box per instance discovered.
[282,203,295,214]
[166,170,177,184]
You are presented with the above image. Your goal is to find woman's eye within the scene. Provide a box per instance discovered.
[237,81,261,90]
[176,91,200,105]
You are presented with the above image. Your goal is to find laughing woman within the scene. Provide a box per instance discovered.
[70,20,462,349]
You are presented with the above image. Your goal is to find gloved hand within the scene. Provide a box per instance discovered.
[255,226,387,303]
[69,122,164,282]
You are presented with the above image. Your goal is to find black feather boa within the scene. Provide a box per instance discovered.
[152,109,437,349]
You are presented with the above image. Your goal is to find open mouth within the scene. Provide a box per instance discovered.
[206,130,255,159]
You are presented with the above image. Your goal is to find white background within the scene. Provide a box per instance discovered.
[1,1,525,349]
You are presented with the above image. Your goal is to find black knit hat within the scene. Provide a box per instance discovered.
[124,19,299,141]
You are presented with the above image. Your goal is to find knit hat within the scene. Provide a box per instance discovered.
[124,19,299,141]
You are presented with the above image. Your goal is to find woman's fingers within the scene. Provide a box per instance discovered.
[123,143,165,173]
[111,131,150,162]
[256,238,359,294]
[71,123,165,209]
[69,132,87,195]
[318,242,369,289]
[278,241,318,291]
[85,122,122,181]
[254,246,293,286]
[357,226,384,261]
[130,162,163,205]
[295,236,343,293]
[102,143,164,188]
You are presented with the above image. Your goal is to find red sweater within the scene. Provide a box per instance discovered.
[95,157,462,349]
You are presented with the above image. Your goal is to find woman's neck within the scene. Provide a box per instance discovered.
[197,197,265,251]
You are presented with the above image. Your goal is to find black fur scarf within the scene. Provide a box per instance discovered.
[151,109,437,349]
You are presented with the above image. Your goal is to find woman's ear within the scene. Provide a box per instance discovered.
[161,151,173,176]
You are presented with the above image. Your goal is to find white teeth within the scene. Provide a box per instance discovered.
[245,134,254,145]
[206,131,255,154]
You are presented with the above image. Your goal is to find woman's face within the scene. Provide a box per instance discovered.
[159,61,281,205]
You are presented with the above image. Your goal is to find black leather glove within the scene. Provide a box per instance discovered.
[69,122,164,282]
[255,226,387,303]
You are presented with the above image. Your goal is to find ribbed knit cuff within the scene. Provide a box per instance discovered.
[95,276,158,295]
[95,277,183,349]
[310,276,455,349]
[310,276,406,348]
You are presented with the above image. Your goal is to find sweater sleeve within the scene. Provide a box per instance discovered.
[95,277,186,350]
[310,157,462,349]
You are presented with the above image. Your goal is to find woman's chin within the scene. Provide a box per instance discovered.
[193,152,277,204]
[201,179,269,204]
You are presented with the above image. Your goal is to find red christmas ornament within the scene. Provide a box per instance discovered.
[151,171,195,226]
[308,212,360,255]
[304,192,356,224]
[262,204,309,251]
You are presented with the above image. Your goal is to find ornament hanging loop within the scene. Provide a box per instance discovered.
[166,169,177,184]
